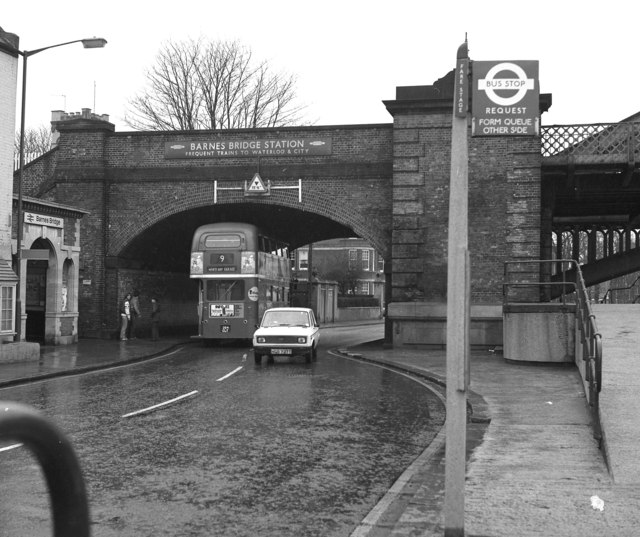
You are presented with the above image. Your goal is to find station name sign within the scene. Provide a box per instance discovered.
[24,212,63,229]
[165,137,332,159]
[472,60,539,137]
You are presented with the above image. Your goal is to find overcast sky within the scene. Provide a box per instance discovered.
[3,0,639,132]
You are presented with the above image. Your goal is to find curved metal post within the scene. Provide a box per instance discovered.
[0,401,90,537]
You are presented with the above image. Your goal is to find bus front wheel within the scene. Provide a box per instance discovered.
[254,352,263,365]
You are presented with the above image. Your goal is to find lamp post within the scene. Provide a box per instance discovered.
[14,37,107,342]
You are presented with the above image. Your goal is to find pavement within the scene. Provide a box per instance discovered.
[0,310,639,536]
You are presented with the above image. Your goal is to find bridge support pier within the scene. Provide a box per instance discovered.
[387,302,502,348]
[384,75,548,349]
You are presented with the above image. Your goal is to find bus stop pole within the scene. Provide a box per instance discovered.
[444,38,470,537]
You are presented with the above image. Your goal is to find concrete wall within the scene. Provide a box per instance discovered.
[503,304,576,362]
[0,342,40,363]
[336,306,382,323]
[388,302,503,348]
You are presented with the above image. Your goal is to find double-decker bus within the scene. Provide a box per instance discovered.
[190,222,291,340]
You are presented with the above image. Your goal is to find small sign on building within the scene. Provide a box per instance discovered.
[24,212,64,228]
[454,54,469,118]
[472,60,539,137]
[244,173,270,196]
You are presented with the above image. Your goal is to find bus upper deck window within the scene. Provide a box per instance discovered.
[204,234,242,249]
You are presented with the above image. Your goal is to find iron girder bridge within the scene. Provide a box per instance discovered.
[542,122,640,292]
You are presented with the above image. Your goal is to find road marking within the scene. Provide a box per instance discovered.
[217,366,243,382]
[0,443,22,453]
[122,390,199,418]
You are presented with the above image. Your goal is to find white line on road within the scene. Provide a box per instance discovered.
[122,390,199,418]
[216,366,243,382]
[0,443,23,453]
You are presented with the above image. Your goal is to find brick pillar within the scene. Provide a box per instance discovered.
[385,82,453,304]
[52,116,114,337]
[384,72,547,346]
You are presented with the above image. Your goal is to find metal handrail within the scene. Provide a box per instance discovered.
[572,263,603,443]
[601,275,640,304]
[504,259,602,442]
[503,259,578,305]
[0,401,90,536]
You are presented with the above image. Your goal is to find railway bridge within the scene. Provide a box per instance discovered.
[16,70,640,345]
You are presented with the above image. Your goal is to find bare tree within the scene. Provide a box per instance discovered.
[15,124,53,159]
[126,39,204,130]
[126,39,305,131]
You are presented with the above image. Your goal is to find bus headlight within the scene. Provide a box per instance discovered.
[257,336,266,343]
[297,337,307,344]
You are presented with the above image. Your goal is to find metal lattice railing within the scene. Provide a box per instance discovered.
[542,122,640,161]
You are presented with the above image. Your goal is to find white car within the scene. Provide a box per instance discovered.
[253,307,320,364]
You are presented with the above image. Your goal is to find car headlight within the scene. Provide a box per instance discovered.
[297,336,307,344]
[257,336,266,343]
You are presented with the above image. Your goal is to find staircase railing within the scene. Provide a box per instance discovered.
[601,275,640,304]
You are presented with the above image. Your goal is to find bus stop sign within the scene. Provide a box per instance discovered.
[472,60,539,137]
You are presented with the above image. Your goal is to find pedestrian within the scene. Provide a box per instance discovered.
[120,293,131,341]
[151,296,161,341]
[127,289,142,339]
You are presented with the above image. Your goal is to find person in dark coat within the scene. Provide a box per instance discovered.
[120,293,131,341]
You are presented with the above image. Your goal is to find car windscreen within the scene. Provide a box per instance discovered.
[262,311,310,327]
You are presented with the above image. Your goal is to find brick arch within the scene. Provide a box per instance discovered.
[109,188,391,260]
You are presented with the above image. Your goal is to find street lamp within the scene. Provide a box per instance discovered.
[14,37,107,341]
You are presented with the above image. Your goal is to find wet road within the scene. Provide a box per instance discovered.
[0,325,444,536]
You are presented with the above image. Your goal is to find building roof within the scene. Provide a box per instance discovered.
[0,259,18,282]
[15,195,90,218]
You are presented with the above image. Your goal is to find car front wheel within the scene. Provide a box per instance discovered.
[305,347,316,363]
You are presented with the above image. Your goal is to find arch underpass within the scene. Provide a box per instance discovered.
[117,203,362,273]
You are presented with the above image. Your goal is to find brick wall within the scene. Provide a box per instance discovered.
[23,124,395,335]
[386,81,542,311]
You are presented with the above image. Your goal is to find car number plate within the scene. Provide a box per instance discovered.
[220,325,231,333]
[271,348,291,355]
